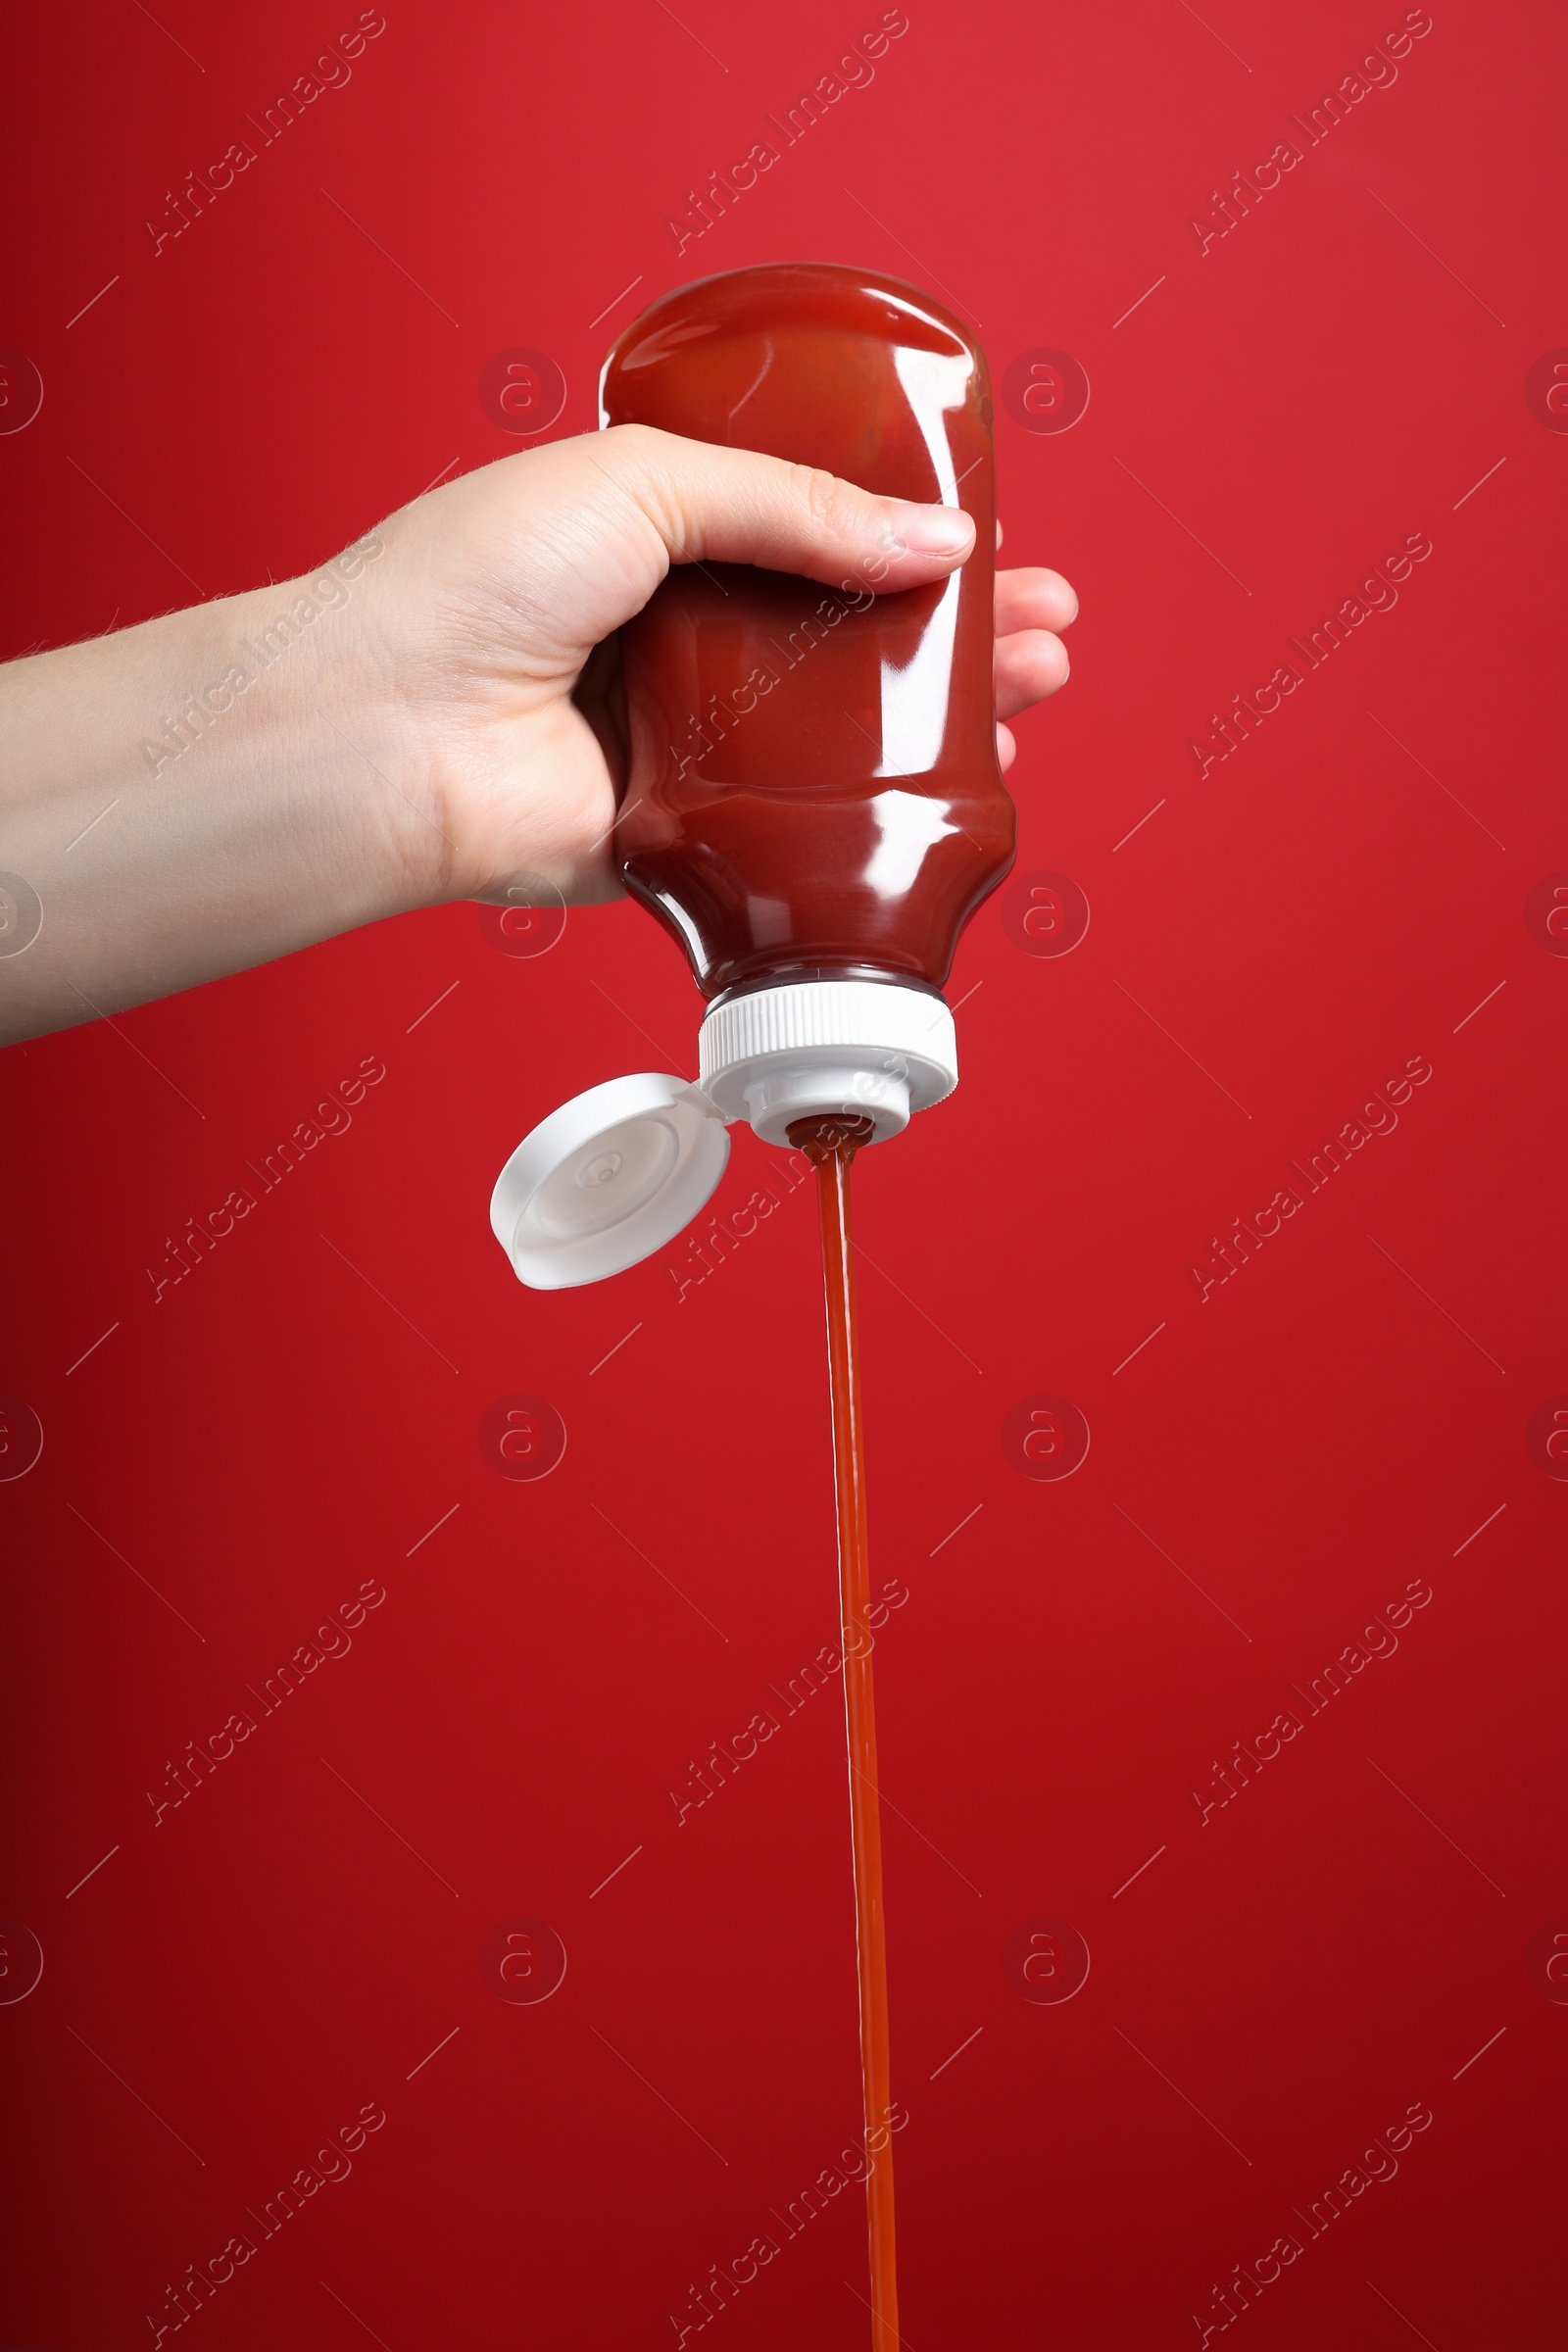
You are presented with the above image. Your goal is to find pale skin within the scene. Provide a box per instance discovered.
[0,424,1075,1043]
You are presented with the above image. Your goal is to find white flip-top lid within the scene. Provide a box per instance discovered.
[491,981,958,1290]
[490,1072,728,1291]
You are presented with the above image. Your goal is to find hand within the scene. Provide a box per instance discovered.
[0,426,1076,1040]
[364,423,1077,906]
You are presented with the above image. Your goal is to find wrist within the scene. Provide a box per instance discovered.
[220,533,448,915]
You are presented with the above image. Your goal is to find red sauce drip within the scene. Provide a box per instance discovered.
[792,1111,899,2352]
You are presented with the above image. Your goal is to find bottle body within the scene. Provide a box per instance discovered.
[601,264,1014,1005]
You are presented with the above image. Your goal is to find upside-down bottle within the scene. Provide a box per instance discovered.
[490,261,1014,1286]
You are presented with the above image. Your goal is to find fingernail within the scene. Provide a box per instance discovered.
[894,504,975,558]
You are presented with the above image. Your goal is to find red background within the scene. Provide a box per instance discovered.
[3,1,1565,2345]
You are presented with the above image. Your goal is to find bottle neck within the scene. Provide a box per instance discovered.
[706,960,947,1013]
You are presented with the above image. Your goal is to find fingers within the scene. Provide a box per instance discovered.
[996,565,1078,635]
[597,422,976,593]
[993,564,1077,725]
[995,627,1070,718]
[997,720,1017,773]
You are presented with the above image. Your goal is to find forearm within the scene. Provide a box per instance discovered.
[0,535,437,1042]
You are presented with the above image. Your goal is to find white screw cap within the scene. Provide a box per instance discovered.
[699,979,958,1144]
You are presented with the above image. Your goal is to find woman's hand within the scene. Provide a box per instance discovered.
[0,425,1076,1041]
[364,423,1076,906]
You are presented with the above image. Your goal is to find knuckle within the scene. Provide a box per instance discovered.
[794,463,851,536]
[594,423,681,551]
[599,420,662,480]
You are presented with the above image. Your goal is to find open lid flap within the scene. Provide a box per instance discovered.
[490,1073,729,1291]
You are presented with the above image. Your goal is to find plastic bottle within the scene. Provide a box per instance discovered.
[490,261,1013,1288]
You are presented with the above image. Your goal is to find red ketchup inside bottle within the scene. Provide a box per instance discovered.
[601,261,1014,1005]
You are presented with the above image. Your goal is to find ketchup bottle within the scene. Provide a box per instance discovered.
[491,264,1013,1288]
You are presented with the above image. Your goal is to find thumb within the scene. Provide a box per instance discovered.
[596,420,977,593]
